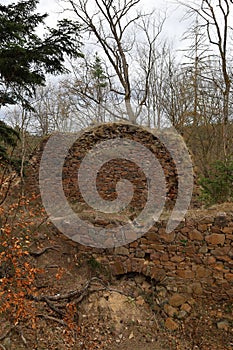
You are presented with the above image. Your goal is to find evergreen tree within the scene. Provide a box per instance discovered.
[0,0,83,109]
[0,0,83,166]
[0,120,19,167]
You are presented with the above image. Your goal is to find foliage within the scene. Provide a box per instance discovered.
[87,257,102,270]
[0,0,83,110]
[199,159,233,205]
[0,195,43,327]
[0,194,81,342]
[0,120,20,167]
[91,54,107,89]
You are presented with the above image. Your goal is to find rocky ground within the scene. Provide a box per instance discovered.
[1,221,232,350]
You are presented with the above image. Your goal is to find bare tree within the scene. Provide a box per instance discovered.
[28,82,80,135]
[63,53,116,125]
[180,0,233,157]
[63,0,165,124]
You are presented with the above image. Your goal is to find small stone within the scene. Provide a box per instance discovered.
[191,282,203,295]
[171,255,185,263]
[110,261,125,275]
[211,247,230,256]
[141,281,151,292]
[199,245,208,253]
[217,320,229,331]
[166,286,178,292]
[197,224,209,231]
[159,229,176,242]
[225,273,233,282]
[164,304,178,317]
[136,296,145,306]
[130,241,138,248]
[134,275,144,284]
[181,303,192,313]
[188,298,196,306]
[169,293,186,307]
[177,310,187,319]
[135,250,145,258]
[129,331,134,339]
[214,213,227,227]
[165,317,179,331]
[214,262,225,271]
[207,256,216,264]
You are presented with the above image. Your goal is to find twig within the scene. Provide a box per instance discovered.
[14,328,28,347]
[45,265,59,269]
[36,314,67,326]
[0,326,15,341]
[37,277,100,302]
[30,277,132,304]
[43,297,65,316]
[20,334,27,346]
[28,277,134,329]
[29,245,60,257]
[30,217,49,235]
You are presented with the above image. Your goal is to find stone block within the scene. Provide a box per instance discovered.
[110,261,125,275]
[159,229,176,242]
[196,266,211,278]
[222,227,233,234]
[171,255,185,263]
[114,246,129,256]
[224,273,233,282]
[181,303,192,313]
[164,304,178,317]
[169,293,186,307]
[189,229,203,241]
[191,282,203,295]
[165,317,179,331]
[205,234,225,245]
[211,246,230,256]
[197,224,209,232]
[176,270,195,279]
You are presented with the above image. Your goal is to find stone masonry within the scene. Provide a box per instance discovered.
[26,122,233,307]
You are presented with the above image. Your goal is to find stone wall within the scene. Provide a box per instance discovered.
[26,123,182,212]
[78,207,233,302]
[26,123,232,307]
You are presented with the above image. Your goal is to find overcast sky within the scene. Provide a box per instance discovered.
[36,0,189,52]
[2,0,191,55]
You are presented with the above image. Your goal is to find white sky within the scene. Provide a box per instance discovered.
[2,0,191,57]
[36,0,189,52]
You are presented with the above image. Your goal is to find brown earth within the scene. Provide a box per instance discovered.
[1,213,232,350]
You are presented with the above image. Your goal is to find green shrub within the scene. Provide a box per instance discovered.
[199,159,233,205]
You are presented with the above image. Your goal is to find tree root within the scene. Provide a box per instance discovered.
[36,314,67,326]
[28,277,132,321]
[29,245,60,257]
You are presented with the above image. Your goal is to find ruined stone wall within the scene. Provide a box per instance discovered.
[78,208,233,302]
[26,123,181,211]
[26,123,232,305]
